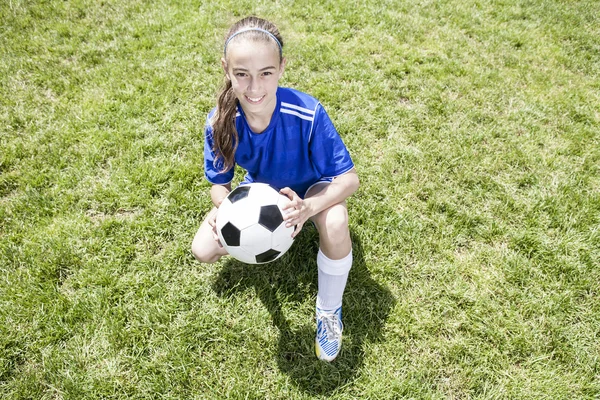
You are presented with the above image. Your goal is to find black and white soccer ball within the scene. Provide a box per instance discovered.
[216,183,295,264]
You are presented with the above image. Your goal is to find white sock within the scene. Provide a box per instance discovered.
[316,248,352,311]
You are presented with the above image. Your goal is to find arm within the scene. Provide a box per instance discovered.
[210,183,232,208]
[304,168,359,217]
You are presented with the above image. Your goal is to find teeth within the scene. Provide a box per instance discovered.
[247,96,263,102]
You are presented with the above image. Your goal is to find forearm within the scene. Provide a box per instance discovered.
[305,169,359,217]
[210,183,232,208]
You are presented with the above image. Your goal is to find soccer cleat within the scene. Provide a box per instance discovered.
[315,306,343,361]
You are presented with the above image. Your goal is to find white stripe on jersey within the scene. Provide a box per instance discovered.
[281,108,314,121]
[281,102,316,116]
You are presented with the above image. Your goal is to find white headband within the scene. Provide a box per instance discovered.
[224,28,283,58]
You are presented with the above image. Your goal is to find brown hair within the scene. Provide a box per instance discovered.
[211,16,284,172]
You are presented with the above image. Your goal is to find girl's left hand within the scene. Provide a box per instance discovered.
[280,187,312,238]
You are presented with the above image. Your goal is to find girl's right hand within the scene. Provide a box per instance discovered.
[208,211,223,248]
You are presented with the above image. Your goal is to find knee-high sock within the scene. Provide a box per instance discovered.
[316,248,352,311]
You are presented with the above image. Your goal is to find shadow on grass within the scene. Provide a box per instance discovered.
[212,227,396,395]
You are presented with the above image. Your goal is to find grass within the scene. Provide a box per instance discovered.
[1,0,599,398]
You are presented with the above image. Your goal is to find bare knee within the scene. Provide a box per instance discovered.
[313,204,350,246]
[191,236,222,264]
[191,208,226,264]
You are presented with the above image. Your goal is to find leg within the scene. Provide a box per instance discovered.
[191,207,229,264]
[306,183,353,361]
[309,196,353,310]
[305,182,352,261]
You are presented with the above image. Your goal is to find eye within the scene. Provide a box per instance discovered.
[235,72,247,77]
[262,71,273,76]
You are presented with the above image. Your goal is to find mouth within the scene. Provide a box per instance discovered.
[245,95,266,104]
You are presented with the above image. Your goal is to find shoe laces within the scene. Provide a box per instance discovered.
[319,311,342,341]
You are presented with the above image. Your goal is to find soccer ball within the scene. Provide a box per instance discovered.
[216,183,295,264]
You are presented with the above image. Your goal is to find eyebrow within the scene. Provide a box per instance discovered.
[232,66,277,72]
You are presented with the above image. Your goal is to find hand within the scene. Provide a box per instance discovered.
[280,187,312,238]
[208,210,223,248]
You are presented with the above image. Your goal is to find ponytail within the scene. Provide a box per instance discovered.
[212,79,238,172]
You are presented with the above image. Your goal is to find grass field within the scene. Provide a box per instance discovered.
[1,0,599,398]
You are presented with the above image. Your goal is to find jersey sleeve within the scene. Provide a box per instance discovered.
[309,104,354,178]
[204,114,234,185]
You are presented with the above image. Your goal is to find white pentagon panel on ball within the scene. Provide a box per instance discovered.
[227,199,261,230]
[239,224,275,256]
[215,198,234,231]
[270,222,295,253]
[248,183,281,206]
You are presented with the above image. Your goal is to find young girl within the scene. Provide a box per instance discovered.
[191,16,359,362]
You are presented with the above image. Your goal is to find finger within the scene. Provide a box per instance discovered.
[212,232,223,248]
[280,187,300,202]
[283,208,299,220]
[291,222,303,238]
[279,187,292,199]
[285,210,302,226]
[284,198,303,214]
[283,203,295,214]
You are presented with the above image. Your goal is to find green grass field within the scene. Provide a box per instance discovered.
[1,0,599,398]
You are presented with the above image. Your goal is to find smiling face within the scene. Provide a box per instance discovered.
[222,38,286,118]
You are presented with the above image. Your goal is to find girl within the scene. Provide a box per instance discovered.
[191,16,359,362]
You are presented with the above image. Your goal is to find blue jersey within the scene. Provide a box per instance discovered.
[204,87,354,198]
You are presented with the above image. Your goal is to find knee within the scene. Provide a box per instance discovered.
[191,237,219,264]
[314,204,349,242]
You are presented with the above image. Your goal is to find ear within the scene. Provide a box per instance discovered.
[278,57,287,79]
[221,58,230,80]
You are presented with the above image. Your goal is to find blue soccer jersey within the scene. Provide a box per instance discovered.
[204,87,354,198]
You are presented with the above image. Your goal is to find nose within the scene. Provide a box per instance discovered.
[248,77,260,93]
